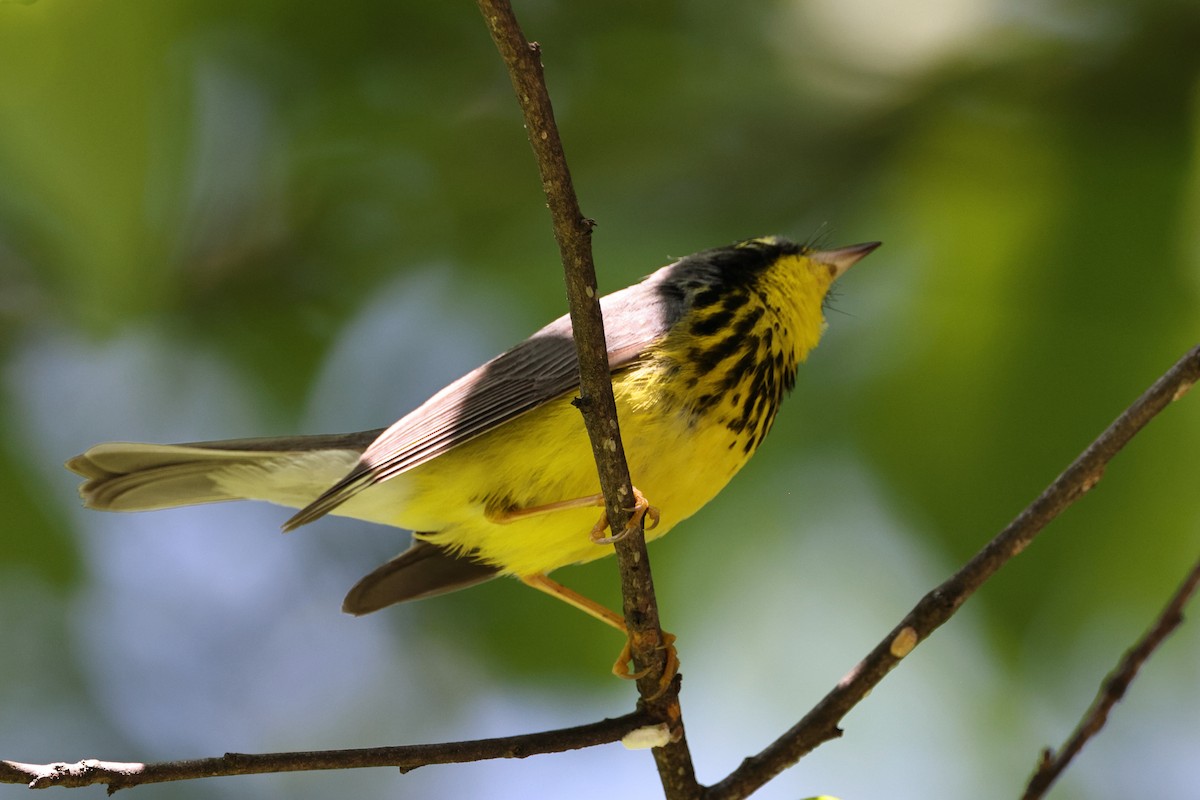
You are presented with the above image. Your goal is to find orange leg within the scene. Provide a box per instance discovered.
[492,493,606,524]
[489,488,660,546]
[521,574,678,699]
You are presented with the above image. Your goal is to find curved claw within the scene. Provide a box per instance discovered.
[612,632,678,701]
[590,486,660,545]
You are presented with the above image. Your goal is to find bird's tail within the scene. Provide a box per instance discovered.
[342,540,500,615]
[66,430,384,513]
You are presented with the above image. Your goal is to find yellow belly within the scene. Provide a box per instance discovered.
[344,369,754,577]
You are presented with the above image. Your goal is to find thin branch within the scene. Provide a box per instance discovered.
[475,2,699,798]
[706,344,1200,800]
[1021,551,1200,800]
[0,711,654,792]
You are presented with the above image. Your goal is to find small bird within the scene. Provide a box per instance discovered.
[67,236,877,681]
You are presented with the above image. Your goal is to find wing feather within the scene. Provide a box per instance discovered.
[284,264,684,530]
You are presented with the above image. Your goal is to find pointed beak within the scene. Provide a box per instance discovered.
[812,241,881,279]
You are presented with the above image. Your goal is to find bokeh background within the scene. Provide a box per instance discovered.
[2,1,1199,798]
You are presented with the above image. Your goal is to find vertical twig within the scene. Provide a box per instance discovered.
[475,2,700,797]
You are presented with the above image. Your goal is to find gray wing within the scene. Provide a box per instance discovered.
[283,265,685,530]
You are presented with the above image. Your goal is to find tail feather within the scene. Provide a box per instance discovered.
[69,430,503,615]
[342,540,500,615]
[71,450,246,510]
[66,430,385,513]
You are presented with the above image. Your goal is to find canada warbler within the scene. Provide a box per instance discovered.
[68,236,878,677]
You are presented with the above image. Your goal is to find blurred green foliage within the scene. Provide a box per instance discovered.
[1,1,1198,799]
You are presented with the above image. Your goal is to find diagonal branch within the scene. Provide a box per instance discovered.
[1021,550,1200,800]
[475,2,700,798]
[0,711,653,792]
[706,344,1200,800]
